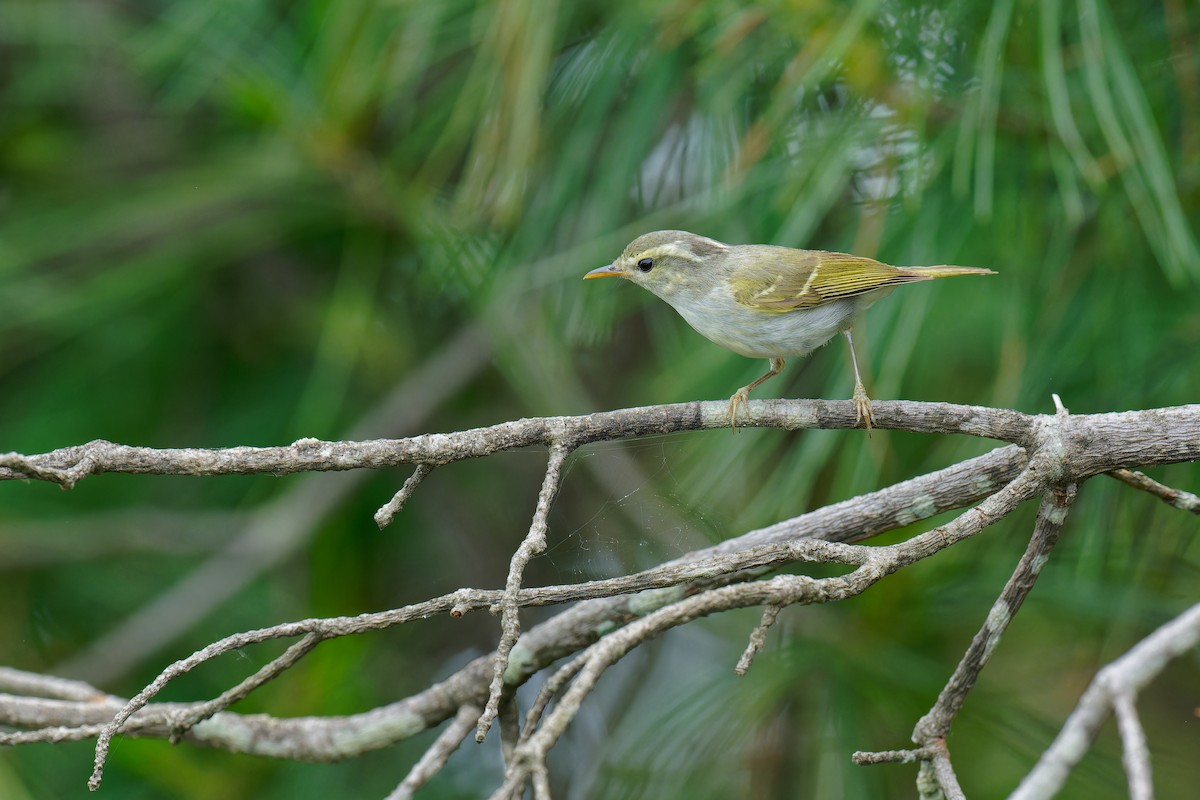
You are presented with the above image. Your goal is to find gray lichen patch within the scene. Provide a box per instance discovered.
[896,494,938,527]
[981,601,1012,661]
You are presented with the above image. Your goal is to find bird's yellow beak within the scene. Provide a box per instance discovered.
[583,263,624,280]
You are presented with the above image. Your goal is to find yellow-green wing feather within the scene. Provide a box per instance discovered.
[730,249,927,312]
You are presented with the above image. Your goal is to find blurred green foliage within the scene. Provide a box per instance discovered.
[1,0,1198,797]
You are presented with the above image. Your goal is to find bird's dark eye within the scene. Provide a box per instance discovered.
[636,257,654,272]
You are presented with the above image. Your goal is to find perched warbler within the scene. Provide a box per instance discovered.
[585,230,994,431]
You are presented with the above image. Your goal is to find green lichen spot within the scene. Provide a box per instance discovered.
[503,641,533,684]
[629,586,685,616]
[971,473,995,494]
[896,494,937,527]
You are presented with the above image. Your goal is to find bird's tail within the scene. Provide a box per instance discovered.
[902,265,996,278]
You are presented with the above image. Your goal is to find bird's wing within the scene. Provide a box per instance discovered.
[729,250,927,312]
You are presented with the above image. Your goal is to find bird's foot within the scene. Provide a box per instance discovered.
[853,382,875,434]
[726,388,750,433]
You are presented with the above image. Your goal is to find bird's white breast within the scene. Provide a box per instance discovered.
[664,285,884,359]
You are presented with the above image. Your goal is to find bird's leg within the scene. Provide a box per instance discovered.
[843,329,874,433]
[726,357,785,433]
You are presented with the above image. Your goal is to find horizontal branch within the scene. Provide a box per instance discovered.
[0,399,1038,488]
[4,402,1196,491]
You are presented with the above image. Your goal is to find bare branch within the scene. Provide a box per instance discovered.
[531,764,552,799]
[0,450,87,488]
[5,402,1197,490]
[7,451,1043,790]
[1108,468,1200,514]
[386,704,480,800]
[0,723,108,746]
[0,399,1043,487]
[913,483,1078,744]
[856,745,962,800]
[89,631,321,788]
[521,657,587,741]
[4,399,1197,796]
[166,633,324,743]
[924,743,967,800]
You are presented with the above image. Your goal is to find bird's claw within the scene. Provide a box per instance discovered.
[726,389,750,433]
[853,382,875,434]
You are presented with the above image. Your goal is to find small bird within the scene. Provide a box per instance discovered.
[585,230,994,431]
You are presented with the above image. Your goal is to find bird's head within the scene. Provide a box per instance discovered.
[584,230,728,300]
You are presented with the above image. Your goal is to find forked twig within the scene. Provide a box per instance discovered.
[1010,602,1200,800]
[90,633,326,787]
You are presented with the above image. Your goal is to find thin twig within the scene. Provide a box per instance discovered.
[521,656,587,740]
[735,605,782,676]
[531,764,552,799]
[478,443,573,742]
[90,631,321,788]
[386,704,480,800]
[926,742,966,800]
[0,451,84,487]
[0,723,108,745]
[900,478,1076,800]
[375,463,435,529]
[1108,468,1200,514]
[167,633,324,743]
[0,667,109,703]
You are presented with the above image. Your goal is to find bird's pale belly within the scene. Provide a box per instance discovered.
[668,294,870,359]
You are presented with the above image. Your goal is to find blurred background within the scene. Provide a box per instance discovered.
[1,0,1198,797]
